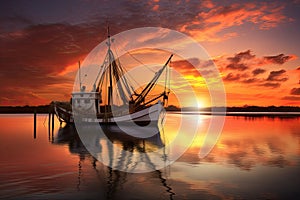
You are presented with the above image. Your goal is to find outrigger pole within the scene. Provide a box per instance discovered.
[133,54,173,107]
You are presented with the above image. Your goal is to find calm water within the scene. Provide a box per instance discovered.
[0,113,299,200]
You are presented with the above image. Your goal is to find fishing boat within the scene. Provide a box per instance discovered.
[53,27,172,126]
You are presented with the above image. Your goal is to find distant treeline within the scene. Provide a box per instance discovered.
[0,105,52,113]
[224,106,300,112]
[166,105,300,112]
[1,104,300,114]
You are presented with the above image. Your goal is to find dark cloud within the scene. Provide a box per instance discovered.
[0,14,33,32]
[225,50,254,71]
[259,82,281,88]
[223,73,241,81]
[266,69,288,82]
[0,22,102,74]
[216,50,296,91]
[222,71,288,88]
[242,78,259,84]
[0,22,105,105]
[226,63,248,71]
[220,56,292,89]
[290,88,300,95]
[219,50,296,77]
[227,50,255,63]
[223,72,263,84]
[264,54,296,65]
[256,69,287,88]
[252,68,266,76]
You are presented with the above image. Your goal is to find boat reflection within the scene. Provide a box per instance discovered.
[53,124,175,199]
[54,123,164,156]
[54,124,90,155]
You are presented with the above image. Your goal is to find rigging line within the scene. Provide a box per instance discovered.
[127,51,156,73]
[168,60,171,93]
[164,60,168,92]
[117,62,135,95]
[135,54,173,106]
[111,58,130,104]
[111,43,140,88]
[98,53,110,91]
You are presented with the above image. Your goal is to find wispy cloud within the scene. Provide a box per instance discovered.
[180,1,290,41]
[259,82,281,88]
[223,73,242,81]
[282,96,300,101]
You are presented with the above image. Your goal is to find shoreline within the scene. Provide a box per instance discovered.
[0,105,52,114]
[1,111,300,118]
[1,105,300,117]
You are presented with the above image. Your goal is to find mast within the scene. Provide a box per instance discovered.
[163,59,171,105]
[91,26,172,116]
[107,25,113,107]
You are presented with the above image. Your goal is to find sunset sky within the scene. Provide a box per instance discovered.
[0,0,300,107]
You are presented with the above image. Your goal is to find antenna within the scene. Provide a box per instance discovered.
[107,22,110,38]
[106,21,111,48]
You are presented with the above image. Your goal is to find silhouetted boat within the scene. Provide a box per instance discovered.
[53,27,172,126]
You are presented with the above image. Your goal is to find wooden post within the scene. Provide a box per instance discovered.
[48,111,51,141]
[33,109,37,139]
[51,112,55,142]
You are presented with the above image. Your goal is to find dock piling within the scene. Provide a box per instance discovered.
[33,109,37,139]
[48,111,51,141]
[51,112,55,142]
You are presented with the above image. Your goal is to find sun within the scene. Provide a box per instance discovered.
[197,99,204,108]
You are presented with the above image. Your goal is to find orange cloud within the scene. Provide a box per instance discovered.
[180,2,289,41]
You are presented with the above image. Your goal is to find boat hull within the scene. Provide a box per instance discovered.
[53,102,164,126]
